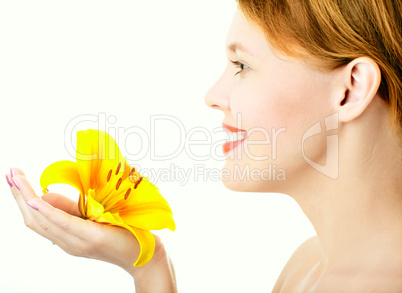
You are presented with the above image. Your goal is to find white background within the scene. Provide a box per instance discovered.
[0,1,315,292]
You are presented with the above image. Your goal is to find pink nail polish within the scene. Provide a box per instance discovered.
[5,174,13,187]
[11,177,21,190]
[10,168,16,178]
[27,201,39,211]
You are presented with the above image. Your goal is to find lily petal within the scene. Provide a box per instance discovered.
[75,130,102,193]
[95,212,156,266]
[128,227,155,267]
[86,190,105,220]
[40,160,86,217]
[76,130,127,196]
[41,129,174,267]
[95,211,124,226]
[119,206,175,231]
[40,160,84,195]
[118,180,176,231]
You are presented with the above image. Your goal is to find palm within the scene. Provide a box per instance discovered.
[8,169,176,292]
[42,192,164,272]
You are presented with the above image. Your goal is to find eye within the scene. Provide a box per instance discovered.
[231,60,250,76]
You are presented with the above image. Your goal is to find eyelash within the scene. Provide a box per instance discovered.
[231,60,249,76]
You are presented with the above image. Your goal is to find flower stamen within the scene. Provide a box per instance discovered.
[115,162,121,175]
[130,167,136,175]
[134,177,143,189]
[116,177,123,190]
[107,169,112,182]
[129,168,140,183]
[124,188,131,200]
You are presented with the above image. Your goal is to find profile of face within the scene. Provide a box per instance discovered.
[205,9,340,193]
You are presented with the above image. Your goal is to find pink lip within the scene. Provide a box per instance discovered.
[222,123,247,154]
[222,123,246,133]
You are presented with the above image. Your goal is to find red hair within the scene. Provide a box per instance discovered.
[238,0,402,131]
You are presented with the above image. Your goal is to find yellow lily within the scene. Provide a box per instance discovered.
[40,129,175,266]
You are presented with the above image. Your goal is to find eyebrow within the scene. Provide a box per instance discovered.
[227,42,259,59]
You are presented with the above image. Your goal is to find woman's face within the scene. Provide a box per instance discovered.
[205,9,338,193]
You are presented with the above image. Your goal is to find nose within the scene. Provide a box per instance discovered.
[204,69,231,112]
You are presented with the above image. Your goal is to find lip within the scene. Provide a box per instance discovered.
[222,123,248,154]
[222,123,246,133]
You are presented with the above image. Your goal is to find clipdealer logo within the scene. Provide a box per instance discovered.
[63,112,339,182]
[301,112,339,179]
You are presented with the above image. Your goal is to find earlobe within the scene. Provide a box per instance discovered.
[337,57,381,123]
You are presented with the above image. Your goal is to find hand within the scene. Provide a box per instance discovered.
[6,168,177,293]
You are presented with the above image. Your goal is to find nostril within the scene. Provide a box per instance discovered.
[211,104,220,109]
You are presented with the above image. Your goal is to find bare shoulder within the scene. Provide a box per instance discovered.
[272,236,321,293]
[272,236,402,292]
[314,271,402,293]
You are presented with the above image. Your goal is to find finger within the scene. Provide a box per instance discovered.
[12,167,26,177]
[27,198,99,256]
[5,174,13,188]
[10,173,40,203]
[7,170,38,222]
[10,172,85,238]
[9,170,101,256]
[28,197,90,239]
[41,193,82,217]
[20,196,84,248]
[7,170,72,243]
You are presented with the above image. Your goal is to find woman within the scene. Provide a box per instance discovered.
[6,0,401,292]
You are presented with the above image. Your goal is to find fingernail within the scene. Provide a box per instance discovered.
[27,201,39,211]
[5,174,13,187]
[11,177,21,190]
[10,168,16,178]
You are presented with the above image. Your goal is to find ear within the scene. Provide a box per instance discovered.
[335,57,381,123]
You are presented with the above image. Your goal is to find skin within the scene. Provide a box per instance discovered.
[206,9,402,292]
[7,169,176,293]
[7,8,402,293]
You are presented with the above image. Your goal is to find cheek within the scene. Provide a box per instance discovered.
[230,68,333,171]
[231,71,326,132]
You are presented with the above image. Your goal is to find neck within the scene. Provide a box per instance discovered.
[291,99,402,270]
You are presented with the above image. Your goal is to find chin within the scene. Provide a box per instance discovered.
[221,179,251,192]
[220,168,288,193]
[220,153,288,191]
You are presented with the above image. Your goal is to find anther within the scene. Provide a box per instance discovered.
[129,167,136,176]
[134,177,143,189]
[129,168,139,183]
[115,162,121,175]
[107,169,112,182]
[124,188,131,200]
[116,178,122,191]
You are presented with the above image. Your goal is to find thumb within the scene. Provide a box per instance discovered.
[41,193,82,217]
